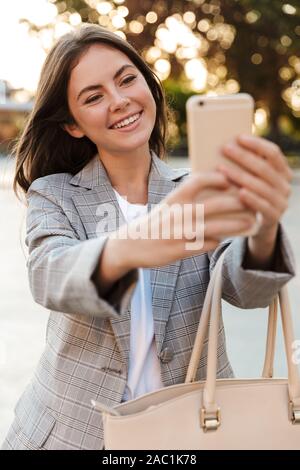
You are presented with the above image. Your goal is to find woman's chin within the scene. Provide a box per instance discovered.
[104,138,151,154]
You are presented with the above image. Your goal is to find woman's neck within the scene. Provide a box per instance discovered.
[97,148,151,204]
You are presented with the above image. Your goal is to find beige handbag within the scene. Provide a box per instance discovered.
[93,249,300,450]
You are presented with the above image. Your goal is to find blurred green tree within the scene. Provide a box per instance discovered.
[222,0,300,149]
[25,0,300,153]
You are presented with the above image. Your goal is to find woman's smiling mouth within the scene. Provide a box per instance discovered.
[110,111,143,132]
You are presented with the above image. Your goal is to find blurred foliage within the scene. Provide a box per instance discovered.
[222,0,300,153]
[163,79,194,153]
[24,0,300,155]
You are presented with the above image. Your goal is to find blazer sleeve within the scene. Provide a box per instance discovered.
[207,224,296,309]
[25,178,138,319]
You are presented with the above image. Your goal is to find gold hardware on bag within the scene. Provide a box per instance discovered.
[200,407,221,431]
[289,401,300,424]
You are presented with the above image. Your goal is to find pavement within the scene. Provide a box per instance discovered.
[0,155,299,443]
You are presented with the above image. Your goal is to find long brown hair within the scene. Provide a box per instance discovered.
[14,24,173,195]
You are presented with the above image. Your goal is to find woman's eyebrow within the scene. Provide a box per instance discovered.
[77,64,137,101]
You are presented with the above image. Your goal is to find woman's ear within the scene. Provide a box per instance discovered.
[63,122,85,139]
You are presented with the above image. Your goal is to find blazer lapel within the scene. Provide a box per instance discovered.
[70,156,131,363]
[70,156,126,238]
[148,155,189,355]
[69,152,189,361]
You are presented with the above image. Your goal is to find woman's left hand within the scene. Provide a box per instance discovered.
[219,134,292,236]
[218,134,293,268]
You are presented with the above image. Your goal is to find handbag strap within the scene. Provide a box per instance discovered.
[185,251,219,384]
[262,296,277,378]
[185,250,279,383]
[195,248,300,429]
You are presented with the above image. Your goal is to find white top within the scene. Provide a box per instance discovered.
[113,189,163,401]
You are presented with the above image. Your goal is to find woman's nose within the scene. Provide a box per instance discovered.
[109,94,130,112]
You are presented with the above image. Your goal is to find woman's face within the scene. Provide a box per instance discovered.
[65,43,157,159]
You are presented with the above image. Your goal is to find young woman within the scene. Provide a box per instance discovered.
[2,25,295,450]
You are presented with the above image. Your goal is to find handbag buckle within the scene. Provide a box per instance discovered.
[200,407,221,431]
[289,401,300,424]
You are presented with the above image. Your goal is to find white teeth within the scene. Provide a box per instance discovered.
[112,112,141,129]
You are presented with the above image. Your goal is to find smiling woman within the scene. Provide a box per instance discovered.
[13,25,171,195]
[2,23,296,451]
[63,43,157,175]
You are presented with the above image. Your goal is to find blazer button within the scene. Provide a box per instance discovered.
[159,347,174,363]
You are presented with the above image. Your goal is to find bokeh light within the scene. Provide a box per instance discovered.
[254,108,268,130]
[96,2,113,15]
[146,11,158,24]
[282,4,297,15]
[154,58,171,80]
[1,0,299,148]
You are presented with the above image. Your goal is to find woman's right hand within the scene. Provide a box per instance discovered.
[108,171,256,270]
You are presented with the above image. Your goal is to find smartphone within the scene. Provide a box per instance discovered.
[186,93,254,172]
[186,93,260,236]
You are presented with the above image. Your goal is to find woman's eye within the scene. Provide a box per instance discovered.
[121,75,137,85]
[85,95,102,104]
[85,76,136,104]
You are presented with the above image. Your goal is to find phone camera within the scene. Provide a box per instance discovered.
[199,101,204,106]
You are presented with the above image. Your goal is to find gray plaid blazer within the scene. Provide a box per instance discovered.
[2,152,295,450]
